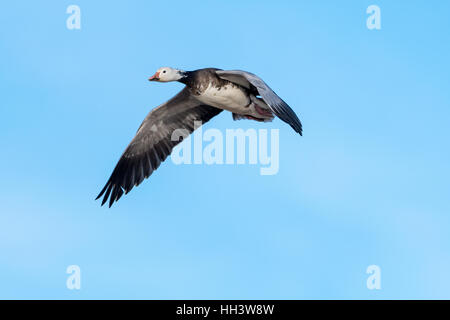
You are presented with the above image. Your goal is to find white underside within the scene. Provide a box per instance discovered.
[195,84,271,119]
[196,84,249,112]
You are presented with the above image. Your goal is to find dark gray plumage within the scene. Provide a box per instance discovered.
[96,88,222,207]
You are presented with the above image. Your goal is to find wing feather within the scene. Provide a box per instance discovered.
[96,88,222,207]
[216,70,302,135]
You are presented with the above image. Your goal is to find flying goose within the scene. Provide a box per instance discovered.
[96,67,302,207]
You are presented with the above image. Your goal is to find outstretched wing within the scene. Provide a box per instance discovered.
[96,88,222,207]
[216,70,302,135]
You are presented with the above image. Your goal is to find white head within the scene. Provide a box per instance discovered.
[149,67,184,82]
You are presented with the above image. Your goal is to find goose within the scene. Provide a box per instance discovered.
[96,67,302,207]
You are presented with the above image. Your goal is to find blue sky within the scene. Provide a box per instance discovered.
[1,0,450,299]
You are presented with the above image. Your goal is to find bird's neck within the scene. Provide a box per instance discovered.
[177,71,193,85]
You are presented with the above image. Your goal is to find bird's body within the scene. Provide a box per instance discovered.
[180,68,272,120]
[196,81,251,114]
[97,67,302,207]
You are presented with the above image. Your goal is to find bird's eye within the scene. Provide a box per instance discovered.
[163,70,166,73]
